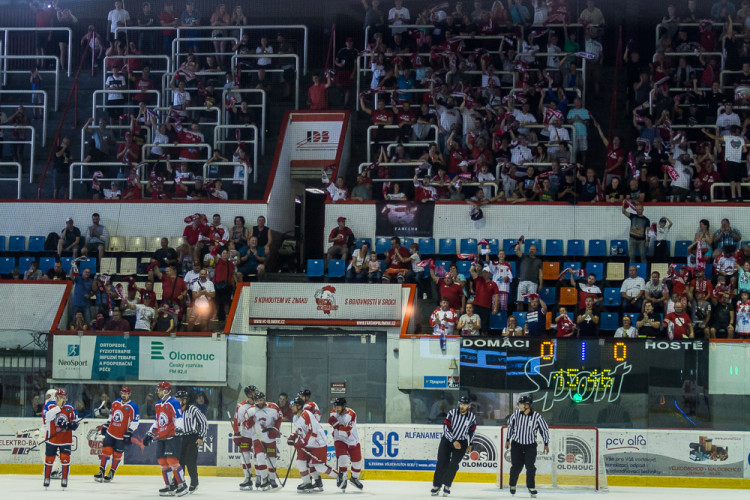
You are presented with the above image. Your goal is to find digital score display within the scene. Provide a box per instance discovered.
[460,338,708,411]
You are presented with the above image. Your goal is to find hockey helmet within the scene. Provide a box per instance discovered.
[157,381,172,392]
[253,391,266,401]
[333,397,347,407]
[518,394,533,406]
[293,396,305,408]
[244,385,257,397]
[458,396,470,405]
[120,386,132,393]
[55,389,68,399]
[175,390,190,400]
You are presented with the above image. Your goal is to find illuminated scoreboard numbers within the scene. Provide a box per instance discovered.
[540,340,554,360]
[614,341,627,362]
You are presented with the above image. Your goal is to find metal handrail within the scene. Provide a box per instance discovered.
[79,125,152,164]
[0,126,35,183]
[68,162,142,200]
[213,124,259,183]
[221,89,267,154]
[0,162,22,199]
[140,143,213,163]
[102,54,171,90]
[720,70,747,90]
[171,36,238,69]
[231,53,300,110]
[710,183,750,202]
[0,55,59,110]
[91,89,162,117]
[2,27,72,80]
[0,90,48,145]
[366,125,439,162]
[201,161,253,199]
[655,22,702,47]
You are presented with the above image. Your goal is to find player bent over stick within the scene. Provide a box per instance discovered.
[505,395,550,498]
[42,389,78,489]
[288,396,334,492]
[244,391,283,490]
[234,385,257,490]
[95,385,139,482]
[329,397,364,491]
[143,381,189,497]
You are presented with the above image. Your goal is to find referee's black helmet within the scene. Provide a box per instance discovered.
[518,394,533,405]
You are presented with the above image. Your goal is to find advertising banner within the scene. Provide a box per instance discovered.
[51,336,227,383]
[375,201,435,238]
[246,283,402,326]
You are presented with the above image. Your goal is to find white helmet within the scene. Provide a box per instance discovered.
[45,388,57,401]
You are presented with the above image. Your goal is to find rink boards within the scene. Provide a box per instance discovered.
[0,419,749,488]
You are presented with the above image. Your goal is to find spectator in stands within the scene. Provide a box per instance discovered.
[334,37,359,107]
[664,301,693,340]
[714,245,738,281]
[457,302,481,337]
[502,314,524,337]
[180,0,201,50]
[83,213,109,260]
[23,261,42,280]
[105,308,130,331]
[153,304,177,333]
[187,267,215,331]
[153,265,188,311]
[622,201,649,263]
[214,249,236,321]
[388,0,410,35]
[51,136,72,200]
[570,271,602,310]
[712,218,742,252]
[578,0,605,25]
[701,125,746,201]
[82,118,115,164]
[28,1,53,68]
[430,269,464,313]
[136,2,157,54]
[105,65,127,125]
[347,242,371,283]
[508,0,531,24]
[367,252,383,283]
[524,294,548,337]
[323,169,349,202]
[644,271,669,313]
[158,1,178,54]
[45,260,67,280]
[128,300,156,331]
[251,216,272,259]
[308,73,332,110]
[350,174,373,201]
[383,236,411,283]
[566,97,590,164]
[621,265,646,312]
[209,4,230,68]
[57,217,81,257]
[576,296,600,337]
[469,263,499,335]
[152,237,179,272]
[70,265,94,324]
[514,241,543,312]
[69,311,88,331]
[614,315,638,338]
[637,301,661,338]
[691,290,712,338]
[107,1,130,43]
[327,217,354,264]
[712,0,737,21]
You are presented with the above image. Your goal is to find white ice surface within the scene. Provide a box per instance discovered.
[3,475,749,499]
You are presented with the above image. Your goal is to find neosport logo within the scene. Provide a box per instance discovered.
[67,345,80,356]
[461,433,497,469]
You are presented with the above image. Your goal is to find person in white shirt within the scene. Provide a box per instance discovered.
[614,315,638,338]
[388,0,410,35]
[476,163,496,199]
[130,303,155,331]
[430,298,457,336]
[457,302,481,336]
[255,37,274,68]
[667,153,693,201]
[715,103,741,136]
[188,269,215,331]
[512,102,538,136]
[104,65,127,123]
[510,134,533,164]
[487,251,513,311]
[702,125,748,201]
[547,118,570,158]
[170,78,191,120]
[323,170,349,201]
[107,1,130,43]
[620,266,646,312]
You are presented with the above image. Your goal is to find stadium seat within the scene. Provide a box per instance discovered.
[512,312,527,327]
[0,236,5,251]
[327,259,346,279]
[705,265,713,280]
[8,236,25,252]
[545,239,563,256]
[100,257,118,275]
[375,237,391,255]
[437,238,457,255]
[559,287,577,306]
[168,236,185,250]
[540,286,556,305]
[600,312,619,331]
[562,262,582,279]
[542,262,560,281]
[0,257,14,275]
[585,262,603,281]
[418,238,435,256]
[401,238,415,249]
[508,261,516,276]
[588,239,606,257]
[456,260,472,276]
[460,238,478,254]
[153,281,163,300]
[39,257,56,273]
[610,239,628,256]
[18,257,35,274]
[674,240,691,258]
[623,312,639,326]
[79,258,97,274]
[651,263,669,279]
[306,259,324,278]
[355,238,372,249]
[435,260,452,275]
[489,311,508,330]
[630,262,647,280]
[567,239,585,257]
[526,238,542,254]
[606,262,625,281]
[119,258,138,275]
[28,236,45,252]
[146,237,162,253]
[108,236,126,253]
[485,238,500,255]
[502,238,518,254]
[127,236,145,253]
[60,257,73,273]
[603,288,621,307]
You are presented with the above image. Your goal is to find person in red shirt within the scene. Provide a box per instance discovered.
[116,132,140,164]
[687,267,714,301]
[395,100,417,143]
[360,96,394,149]
[383,236,411,283]
[555,307,577,338]
[182,213,208,263]
[664,302,693,340]
[153,265,188,312]
[214,249,236,322]
[308,73,332,110]
[29,1,53,67]
[129,66,156,105]
[469,263,500,335]
[734,244,750,267]
[158,1,179,55]
[96,386,139,482]
[177,123,205,162]
[431,271,466,313]
[413,174,438,202]
[326,217,354,263]
[597,124,625,186]
[42,389,78,489]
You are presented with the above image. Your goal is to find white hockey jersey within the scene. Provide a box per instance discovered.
[236,401,256,439]
[488,261,513,293]
[303,401,321,422]
[292,409,327,449]
[246,402,283,444]
[328,408,360,446]
[430,308,458,336]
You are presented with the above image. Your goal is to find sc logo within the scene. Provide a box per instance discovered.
[371,431,399,458]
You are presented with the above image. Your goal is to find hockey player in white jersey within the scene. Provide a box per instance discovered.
[233,385,256,490]
[288,396,332,492]
[328,397,364,491]
[39,389,61,479]
[244,392,283,491]
[298,388,321,421]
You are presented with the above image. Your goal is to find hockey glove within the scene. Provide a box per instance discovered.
[232,435,242,447]
[262,427,280,439]
[123,432,132,445]
[143,432,154,447]
[68,420,79,431]
[293,439,306,452]
[286,434,298,447]
[100,423,110,436]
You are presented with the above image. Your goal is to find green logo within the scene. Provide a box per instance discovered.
[151,341,165,360]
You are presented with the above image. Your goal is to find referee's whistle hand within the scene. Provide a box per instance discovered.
[505,441,510,450]
[453,441,461,449]
[543,445,549,454]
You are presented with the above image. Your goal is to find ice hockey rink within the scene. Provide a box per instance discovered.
[3,476,750,499]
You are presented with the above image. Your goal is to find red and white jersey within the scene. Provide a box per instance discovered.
[303,401,321,422]
[372,109,394,125]
[292,409,327,449]
[246,403,283,444]
[43,401,77,446]
[328,408,360,446]
[736,301,750,334]
[430,307,458,335]
[106,399,140,439]
[177,129,205,160]
[326,182,348,202]
[543,107,563,126]
[235,400,256,439]
[488,261,513,293]
[149,396,183,440]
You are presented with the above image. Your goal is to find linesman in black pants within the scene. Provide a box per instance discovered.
[175,390,208,494]
[505,394,549,498]
[431,396,477,497]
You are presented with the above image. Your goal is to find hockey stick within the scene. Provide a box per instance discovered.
[30,418,85,450]
[294,443,337,474]
[279,447,297,489]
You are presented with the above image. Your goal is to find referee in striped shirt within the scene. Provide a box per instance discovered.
[176,390,208,493]
[505,394,549,497]
[431,396,476,497]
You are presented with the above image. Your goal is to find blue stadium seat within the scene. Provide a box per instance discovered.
[545,239,563,256]
[8,236,25,252]
[513,312,527,327]
[355,238,372,250]
[0,257,15,275]
[489,311,508,330]
[567,239,585,257]
[540,286,556,305]
[0,236,5,251]
[585,262,603,281]
[327,259,346,279]
[79,258,97,274]
[375,237,391,255]
[674,240,691,258]
[588,239,606,257]
[600,313,619,331]
[435,260,452,274]
[485,238,500,255]
[508,261,516,276]
[603,288,621,307]
[456,260,472,276]
[563,262,582,278]
[18,257,35,274]
[28,236,45,252]
[502,238,518,254]
[39,257,56,273]
[306,259,324,278]
[610,239,628,256]
[60,257,73,273]
[401,238,415,249]
[437,238,457,255]
[526,239,542,254]
[704,264,713,280]
[460,238,478,254]
[630,262,647,280]
[418,238,435,256]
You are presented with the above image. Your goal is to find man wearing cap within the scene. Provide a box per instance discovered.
[327,217,354,264]
[469,262,500,334]
[95,386,139,483]
[104,64,127,124]
[57,217,82,257]
[115,130,140,164]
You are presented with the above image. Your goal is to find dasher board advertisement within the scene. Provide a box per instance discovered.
[247,283,402,326]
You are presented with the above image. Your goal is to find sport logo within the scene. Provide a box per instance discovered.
[461,433,497,469]
[151,341,165,360]
[0,432,38,455]
[314,285,339,315]
[296,130,336,151]
[555,436,594,471]
[67,345,79,356]
[87,427,104,456]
